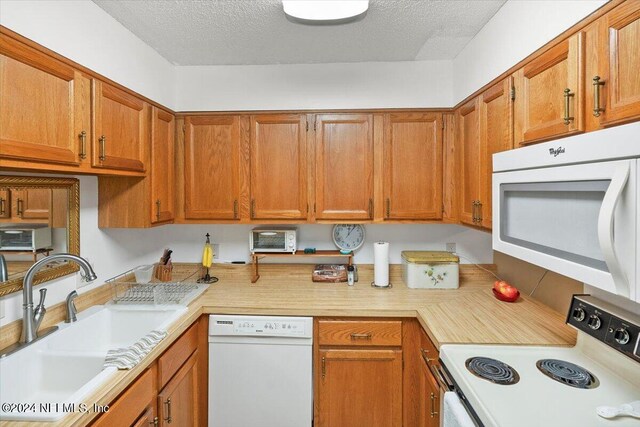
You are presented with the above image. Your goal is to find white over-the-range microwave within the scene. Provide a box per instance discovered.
[493,122,639,304]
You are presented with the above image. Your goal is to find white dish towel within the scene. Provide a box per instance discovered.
[104,330,167,370]
[444,391,476,427]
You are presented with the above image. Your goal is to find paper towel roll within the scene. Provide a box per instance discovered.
[373,242,390,287]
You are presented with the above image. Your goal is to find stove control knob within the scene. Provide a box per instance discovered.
[587,314,602,330]
[572,307,586,322]
[614,328,630,345]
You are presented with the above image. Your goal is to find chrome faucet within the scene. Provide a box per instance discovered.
[0,254,8,282]
[20,253,97,344]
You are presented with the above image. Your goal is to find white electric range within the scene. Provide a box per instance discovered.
[438,295,640,427]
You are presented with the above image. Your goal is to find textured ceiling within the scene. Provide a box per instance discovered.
[92,0,506,65]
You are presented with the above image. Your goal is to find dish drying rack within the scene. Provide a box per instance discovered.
[107,267,207,306]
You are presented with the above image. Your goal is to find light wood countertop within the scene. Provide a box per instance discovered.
[1,263,576,427]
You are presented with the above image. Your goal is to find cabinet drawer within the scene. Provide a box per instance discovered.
[318,320,402,347]
[158,322,198,389]
[420,328,439,368]
[92,366,155,427]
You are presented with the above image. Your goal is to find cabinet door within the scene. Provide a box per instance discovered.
[383,113,443,220]
[442,113,458,223]
[0,34,90,166]
[315,114,374,220]
[158,352,199,427]
[131,405,157,427]
[150,108,175,224]
[11,189,51,221]
[317,348,402,427]
[250,114,308,220]
[0,190,9,219]
[93,81,148,172]
[184,116,242,220]
[419,354,441,427]
[590,2,640,126]
[514,33,584,145]
[457,98,481,226]
[479,78,513,229]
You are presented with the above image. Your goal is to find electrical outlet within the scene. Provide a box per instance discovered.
[446,243,456,253]
[213,244,220,259]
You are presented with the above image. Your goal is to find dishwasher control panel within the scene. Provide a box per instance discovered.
[210,315,313,338]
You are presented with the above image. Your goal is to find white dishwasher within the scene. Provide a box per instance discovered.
[208,315,313,427]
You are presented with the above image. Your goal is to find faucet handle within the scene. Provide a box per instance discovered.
[65,290,78,323]
[36,288,47,310]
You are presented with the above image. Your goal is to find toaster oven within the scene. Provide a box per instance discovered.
[0,224,53,251]
[250,227,297,253]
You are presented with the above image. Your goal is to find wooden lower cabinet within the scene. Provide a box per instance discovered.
[131,405,157,427]
[91,366,157,427]
[317,348,403,427]
[157,351,199,426]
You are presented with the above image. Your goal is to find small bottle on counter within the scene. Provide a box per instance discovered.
[347,265,355,286]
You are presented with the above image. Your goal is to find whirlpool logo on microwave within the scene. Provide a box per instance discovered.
[549,147,566,157]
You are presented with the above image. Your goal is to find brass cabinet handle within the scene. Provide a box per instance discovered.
[98,135,106,161]
[321,356,326,379]
[250,199,255,219]
[155,199,161,221]
[0,198,5,215]
[593,76,605,117]
[164,398,172,424]
[385,198,390,218]
[17,198,24,217]
[421,348,435,365]
[430,392,438,417]
[78,131,87,159]
[150,416,159,426]
[368,198,373,219]
[563,88,575,125]
[350,332,372,340]
[233,200,238,219]
[477,201,483,224]
[471,200,479,223]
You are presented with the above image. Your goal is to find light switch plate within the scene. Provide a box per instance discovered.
[213,244,220,259]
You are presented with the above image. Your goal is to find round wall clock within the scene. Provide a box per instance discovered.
[332,224,366,254]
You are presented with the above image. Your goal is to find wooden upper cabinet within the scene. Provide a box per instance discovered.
[250,114,308,220]
[457,98,481,227]
[184,115,243,220]
[317,348,402,427]
[150,108,175,224]
[513,32,584,145]
[11,188,51,221]
[479,78,513,229]
[586,1,640,129]
[93,80,148,172]
[0,190,10,219]
[442,113,458,223]
[315,114,374,220]
[0,33,90,166]
[383,113,443,220]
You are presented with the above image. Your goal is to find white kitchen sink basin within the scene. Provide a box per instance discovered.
[0,304,186,421]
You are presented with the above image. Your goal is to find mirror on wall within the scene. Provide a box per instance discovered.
[0,176,80,297]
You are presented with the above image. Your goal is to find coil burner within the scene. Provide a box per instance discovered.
[536,359,599,389]
[465,357,520,385]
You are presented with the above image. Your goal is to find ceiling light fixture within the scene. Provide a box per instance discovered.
[282,0,369,25]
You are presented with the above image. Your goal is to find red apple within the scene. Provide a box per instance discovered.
[493,280,510,292]
[500,285,520,299]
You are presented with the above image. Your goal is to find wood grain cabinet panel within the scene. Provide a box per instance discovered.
[383,113,443,220]
[250,114,308,220]
[0,33,90,166]
[157,352,199,427]
[318,320,402,347]
[150,108,175,224]
[10,188,51,222]
[0,190,9,219]
[586,1,640,129]
[93,81,148,172]
[315,114,374,220]
[419,331,441,427]
[479,78,513,229]
[184,115,243,220]
[457,98,481,227]
[317,348,402,427]
[513,32,584,145]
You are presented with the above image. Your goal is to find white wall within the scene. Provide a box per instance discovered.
[175,60,453,111]
[0,0,176,109]
[452,0,607,104]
